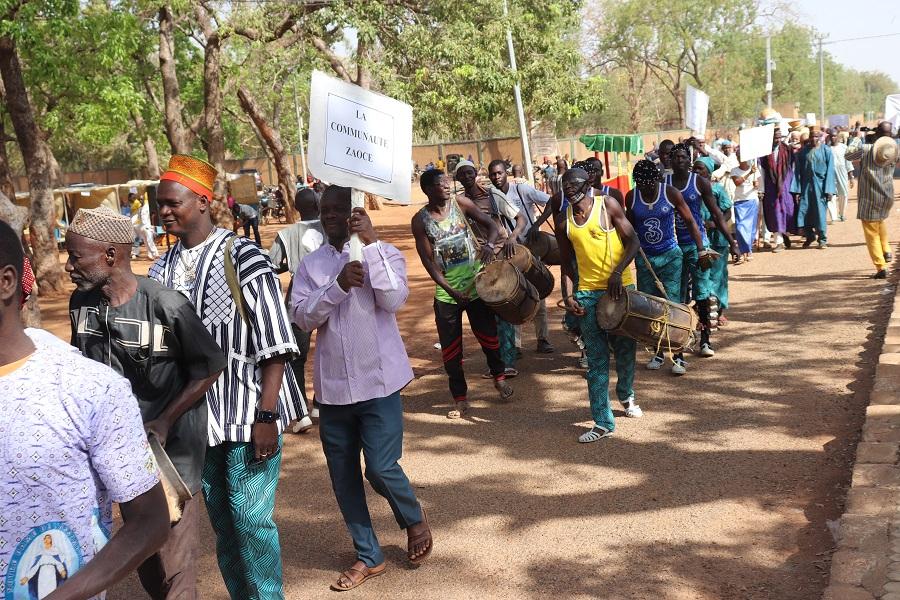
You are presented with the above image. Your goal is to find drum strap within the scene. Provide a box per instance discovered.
[638,246,671,301]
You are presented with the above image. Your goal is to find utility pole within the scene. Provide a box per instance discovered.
[818,36,825,126]
[765,35,773,107]
[293,80,309,186]
[502,0,534,185]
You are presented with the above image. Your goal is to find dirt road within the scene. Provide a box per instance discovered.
[37,190,897,599]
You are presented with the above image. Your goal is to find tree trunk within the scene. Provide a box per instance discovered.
[196,4,231,229]
[0,35,64,293]
[237,86,297,223]
[132,110,160,179]
[46,145,63,188]
[159,5,193,155]
[0,191,39,325]
[356,37,371,90]
[0,118,16,200]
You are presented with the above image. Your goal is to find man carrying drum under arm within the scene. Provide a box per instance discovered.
[411,169,514,419]
[625,159,708,376]
[555,168,641,443]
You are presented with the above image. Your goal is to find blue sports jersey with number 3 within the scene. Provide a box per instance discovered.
[667,173,709,246]
[631,183,678,256]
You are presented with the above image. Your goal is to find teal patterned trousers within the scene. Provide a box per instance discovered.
[575,288,637,431]
[203,439,284,600]
[497,317,517,368]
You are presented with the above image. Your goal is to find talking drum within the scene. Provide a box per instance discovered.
[475,261,540,325]
[507,244,555,299]
[595,288,698,352]
[526,231,560,265]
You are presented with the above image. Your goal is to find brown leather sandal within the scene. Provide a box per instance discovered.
[330,561,386,592]
[407,509,433,564]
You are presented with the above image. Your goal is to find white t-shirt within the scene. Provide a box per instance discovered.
[730,165,759,202]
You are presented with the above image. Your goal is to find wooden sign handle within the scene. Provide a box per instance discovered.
[350,188,365,262]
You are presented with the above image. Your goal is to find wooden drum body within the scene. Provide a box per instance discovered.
[526,231,561,265]
[507,244,554,300]
[475,261,540,325]
[595,288,698,352]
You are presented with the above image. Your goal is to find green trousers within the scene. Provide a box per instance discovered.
[636,245,683,301]
[497,317,517,368]
[203,440,284,600]
[575,288,637,431]
[679,244,712,302]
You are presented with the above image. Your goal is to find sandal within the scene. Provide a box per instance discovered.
[447,400,469,419]
[407,508,433,564]
[330,561,386,592]
[578,426,612,443]
[494,378,514,403]
[481,367,519,379]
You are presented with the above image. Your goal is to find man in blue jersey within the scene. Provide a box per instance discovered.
[667,144,739,362]
[625,159,709,375]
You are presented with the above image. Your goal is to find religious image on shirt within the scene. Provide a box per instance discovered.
[5,522,82,600]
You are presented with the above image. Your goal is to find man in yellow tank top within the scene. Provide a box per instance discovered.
[556,168,641,443]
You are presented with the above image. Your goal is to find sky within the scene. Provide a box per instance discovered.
[782,0,900,87]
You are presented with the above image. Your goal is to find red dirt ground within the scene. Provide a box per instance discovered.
[35,183,900,599]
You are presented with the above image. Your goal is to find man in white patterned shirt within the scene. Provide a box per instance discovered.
[149,155,306,600]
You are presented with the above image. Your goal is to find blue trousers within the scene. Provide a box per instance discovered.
[575,288,637,431]
[319,392,423,568]
[203,440,284,600]
[734,199,759,255]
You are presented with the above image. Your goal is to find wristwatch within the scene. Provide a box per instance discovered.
[254,409,280,424]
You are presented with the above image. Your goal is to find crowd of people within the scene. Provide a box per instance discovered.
[0,117,897,599]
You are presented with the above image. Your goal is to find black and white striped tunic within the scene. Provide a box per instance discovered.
[149,228,306,445]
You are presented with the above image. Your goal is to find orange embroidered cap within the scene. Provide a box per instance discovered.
[161,154,217,197]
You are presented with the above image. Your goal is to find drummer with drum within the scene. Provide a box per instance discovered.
[411,169,515,419]
[487,159,556,355]
[454,160,528,377]
[625,159,710,376]
[556,167,642,443]
[666,143,739,361]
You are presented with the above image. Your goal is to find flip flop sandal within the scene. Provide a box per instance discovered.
[330,562,386,592]
[494,379,514,403]
[408,508,433,564]
[447,401,469,419]
[481,368,519,379]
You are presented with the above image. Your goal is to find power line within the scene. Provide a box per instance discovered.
[821,32,900,45]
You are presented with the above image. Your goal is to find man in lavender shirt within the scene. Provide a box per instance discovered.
[291,186,433,592]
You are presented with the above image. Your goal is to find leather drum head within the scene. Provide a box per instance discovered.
[475,261,522,304]
[595,291,627,330]
[507,244,533,273]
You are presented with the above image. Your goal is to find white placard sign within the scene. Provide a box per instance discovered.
[307,70,413,205]
[685,85,709,135]
[885,94,900,135]
[738,124,775,162]
[805,113,816,126]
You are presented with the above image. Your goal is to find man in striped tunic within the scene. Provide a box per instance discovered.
[846,122,899,279]
[150,155,307,600]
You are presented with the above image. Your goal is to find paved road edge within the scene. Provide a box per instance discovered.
[824,288,900,600]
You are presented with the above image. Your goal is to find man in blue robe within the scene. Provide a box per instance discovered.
[791,127,836,249]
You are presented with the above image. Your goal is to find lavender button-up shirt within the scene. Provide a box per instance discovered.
[291,240,414,405]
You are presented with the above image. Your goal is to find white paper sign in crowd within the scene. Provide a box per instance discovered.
[885,94,900,135]
[738,124,776,162]
[307,70,413,204]
[685,85,709,136]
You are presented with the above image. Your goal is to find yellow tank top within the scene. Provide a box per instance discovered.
[566,197,635,291]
